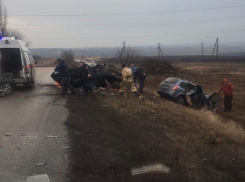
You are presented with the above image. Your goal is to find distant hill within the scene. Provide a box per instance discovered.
[30,45,245,58]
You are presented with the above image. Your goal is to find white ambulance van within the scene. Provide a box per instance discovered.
[0,37,36,88]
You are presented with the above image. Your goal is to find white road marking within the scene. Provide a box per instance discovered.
[27,174,49,182]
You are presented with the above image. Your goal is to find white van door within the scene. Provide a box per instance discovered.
[28,53,36,82]
[22,51,31,78]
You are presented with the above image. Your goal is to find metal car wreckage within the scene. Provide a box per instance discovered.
[185,82,220,112]
[157,77,220,112]
[0,72,12,97]
[0,58,12,96]
[51,61,122,91]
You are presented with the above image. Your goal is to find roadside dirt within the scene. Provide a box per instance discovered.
[65,94,197,182]
[65,60,245,182]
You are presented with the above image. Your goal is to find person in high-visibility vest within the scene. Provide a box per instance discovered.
[120,64,140,97]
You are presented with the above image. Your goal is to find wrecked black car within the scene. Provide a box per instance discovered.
[51,63,122,90]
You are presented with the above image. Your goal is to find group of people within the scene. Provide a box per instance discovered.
[54,58,93,95]
[129,64,147,93]
[54,58,148,97]
[185,78,234,112]
[55,58,234,112]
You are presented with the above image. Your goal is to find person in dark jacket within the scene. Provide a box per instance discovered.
[217,78,234,112]
[130,64,137,86]
[79,61,93,95]
[136,63,147,93]
[54,58,76,94]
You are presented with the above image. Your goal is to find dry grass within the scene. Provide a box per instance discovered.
[143,83,245,144]
[66,59,245,181]
[98,60,245,146]
[174,62,245,75]
[166,104,245,144]
[90,88,245,181]
[101,87,245,146]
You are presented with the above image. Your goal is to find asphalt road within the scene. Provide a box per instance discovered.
[0,67,69,182]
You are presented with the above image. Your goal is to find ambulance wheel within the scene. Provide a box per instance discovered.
[0,91,6,97]
[24,81,34,89]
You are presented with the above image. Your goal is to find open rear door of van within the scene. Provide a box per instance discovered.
[0,48,23,78]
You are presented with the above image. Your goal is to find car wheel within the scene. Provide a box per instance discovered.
[5,84,12,95]
[175,96,185,105]
[0,91,6,97]
[210,103,218,112]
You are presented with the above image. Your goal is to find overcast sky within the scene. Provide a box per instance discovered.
[3,0,245,48]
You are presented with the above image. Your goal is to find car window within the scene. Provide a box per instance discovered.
[164,77,179,84]
[179,82,187,89]
[187,83,195,90]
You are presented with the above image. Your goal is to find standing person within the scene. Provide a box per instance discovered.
[79,61,93,95]
[130,64,137,86]
[217,78,234,112]
[54,58,76,95]
[136,63,147,93]
[120,64,140,97]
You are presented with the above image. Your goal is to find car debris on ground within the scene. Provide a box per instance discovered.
[131,163,170,176]
[51,62,122,92]
[36,162,47,166]
[62,147,70,149]
[0,73,12,97]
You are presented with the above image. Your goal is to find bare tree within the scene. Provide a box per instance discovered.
[0,0,7,37]
[116,45,141,66]
[61,50,75,66]
[0,0,3,36]
[0,0,31,46]
[2,6,7,36]
[5,29,31,46]
[5,29,24,39]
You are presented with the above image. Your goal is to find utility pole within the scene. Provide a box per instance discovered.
[212,37,219,59]
[157,43,164,61]
[201,42,203,59]
[120,41,126,64]
[216,38,219,59]
[123,41,126,64]
[158,43,161,61]
[122,41,126,64]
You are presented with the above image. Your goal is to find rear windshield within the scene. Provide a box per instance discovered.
[164,77,179,84]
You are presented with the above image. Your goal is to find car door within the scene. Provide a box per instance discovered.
[28,53,36,82]
[22,51,30,78]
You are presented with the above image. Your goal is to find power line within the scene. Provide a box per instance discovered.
[9,16,245,30]
[9,16,245,27]
[29,28,245,40]
[8,4,245,17]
